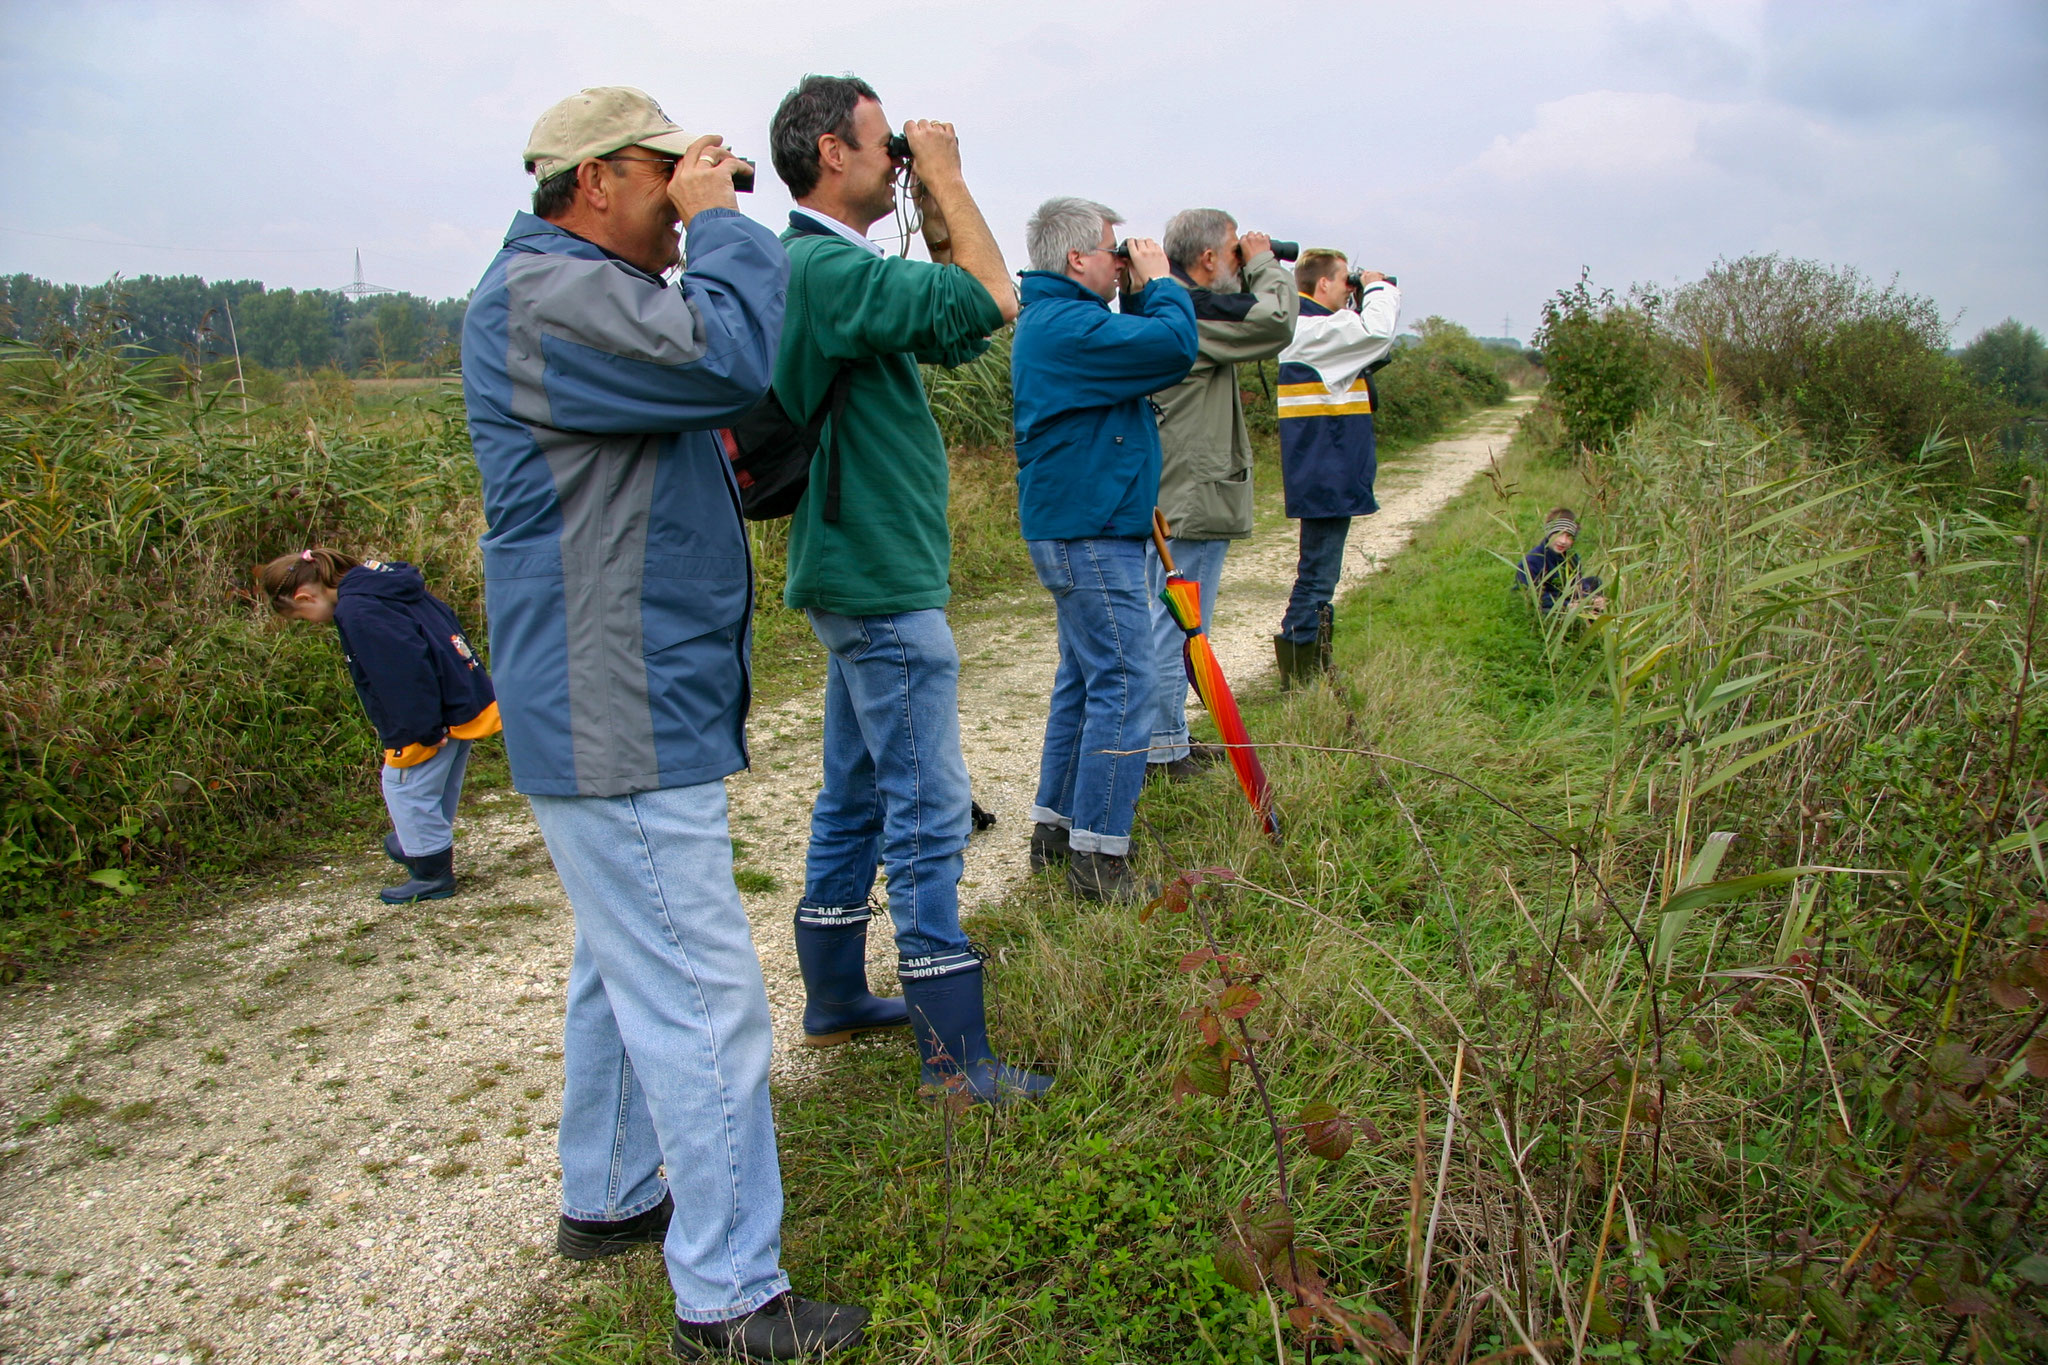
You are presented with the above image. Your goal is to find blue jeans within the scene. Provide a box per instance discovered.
[1145,536,1231,764]
[800,608,978,981]
[1027,538,1157,856]
[527,781,791,1324]
[1279,516,1352,643]
[380,739,471,856]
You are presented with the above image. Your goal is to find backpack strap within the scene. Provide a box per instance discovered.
[816,363,855,523]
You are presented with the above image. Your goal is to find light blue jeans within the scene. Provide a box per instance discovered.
[800,608,978,982]
[379,739,471,856]
[1145,536,1231,765]
[1027,538,1157,855]
[527,781,791,1324]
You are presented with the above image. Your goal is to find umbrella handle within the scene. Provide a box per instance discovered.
[1151,508,1178,574]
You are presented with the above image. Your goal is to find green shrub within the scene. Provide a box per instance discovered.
[1531,272,1670,453]
[1663,253,2001,459]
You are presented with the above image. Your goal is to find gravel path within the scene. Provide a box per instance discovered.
[0,398,1528,1364]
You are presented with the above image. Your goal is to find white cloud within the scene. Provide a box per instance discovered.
[1471,91,1723,182]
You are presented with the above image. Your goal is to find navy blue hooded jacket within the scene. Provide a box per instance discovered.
[1010,272,1198,540]
[332,561,496,762]
[1516,541,1598,612]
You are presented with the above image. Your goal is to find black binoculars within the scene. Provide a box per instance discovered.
[1109,238,1305,263]
[1346,270,1397,288]
[731,158,756,194]
[887,133,912,161]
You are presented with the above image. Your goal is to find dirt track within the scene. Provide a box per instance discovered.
[0,398,1529,1364]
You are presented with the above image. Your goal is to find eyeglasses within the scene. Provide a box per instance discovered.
[602,155,680,175]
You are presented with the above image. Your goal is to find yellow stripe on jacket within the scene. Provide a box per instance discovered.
[1277,376,1373,418]
[383,701,503,767]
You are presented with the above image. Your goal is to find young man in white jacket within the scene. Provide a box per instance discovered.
[1272,249,1401,683]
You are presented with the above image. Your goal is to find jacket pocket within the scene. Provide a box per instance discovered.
[640,569,749,657]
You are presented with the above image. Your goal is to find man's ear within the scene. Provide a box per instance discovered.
[576,159,610,210]
[816,133,843,178]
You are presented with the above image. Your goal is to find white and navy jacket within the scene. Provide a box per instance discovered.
[1275,282,1401,519]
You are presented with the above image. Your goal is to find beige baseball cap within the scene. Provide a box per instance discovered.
[523,86,692,181]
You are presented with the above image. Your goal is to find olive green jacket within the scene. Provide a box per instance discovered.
[1153,251,1299,540]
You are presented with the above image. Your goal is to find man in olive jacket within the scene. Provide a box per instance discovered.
[1145,208,1299,778]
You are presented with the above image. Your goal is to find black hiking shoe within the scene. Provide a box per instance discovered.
[671,1292,869,1360]
[1067,850,1143,904]
[1149,743,1226,782]
[556,1192,672,1261]
[1028,822,1071,870]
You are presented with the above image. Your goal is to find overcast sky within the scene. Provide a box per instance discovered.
[2,0,2042,343]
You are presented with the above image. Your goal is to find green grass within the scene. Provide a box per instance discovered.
[540,397,2045,1362]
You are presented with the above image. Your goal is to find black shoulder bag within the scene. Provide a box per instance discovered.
[718,364,855,521]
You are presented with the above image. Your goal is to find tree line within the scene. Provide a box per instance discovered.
[0,272,469,377]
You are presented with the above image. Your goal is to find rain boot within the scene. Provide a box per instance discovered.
[380,846,456,904]
[900,965,1053,1106]
[1316,603,1336,677]
[794,913,909,1046]
[1273,636,1316,689]
[382,831,409,868]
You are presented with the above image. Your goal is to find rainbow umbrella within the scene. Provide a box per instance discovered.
[1151,509,1281,840]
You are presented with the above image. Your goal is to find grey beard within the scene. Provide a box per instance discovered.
[1208,266,1243,294]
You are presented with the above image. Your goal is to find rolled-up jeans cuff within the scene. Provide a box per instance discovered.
[1148,734,1191,764]
[796,901,871,929]
[898,949,980,982]
[674,1274,794,1326]
[1027,805,1072,828]
[1068,828,1130,856]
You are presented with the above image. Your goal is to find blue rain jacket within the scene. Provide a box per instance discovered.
[460,209,788,797]
[1009,272,1198,540]
[332,560,495,758]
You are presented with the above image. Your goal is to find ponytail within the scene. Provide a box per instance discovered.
[255,547,362,613]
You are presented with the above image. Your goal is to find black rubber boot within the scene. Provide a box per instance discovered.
[793,912,909,1046]
[901,965,1053,1106]
[1028,822,1071,870]
[671,1292,869,1360]
[1067,850,1142,904]
[1273,635,1317,689]
[556,1191,672,1260]
[379,846,456,904]
[382,831,410,868]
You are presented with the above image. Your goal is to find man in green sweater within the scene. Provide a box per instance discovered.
[766,74,1050,1105]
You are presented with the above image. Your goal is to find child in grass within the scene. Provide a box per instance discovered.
[1517,507,1606,615]
[256,548,500,903]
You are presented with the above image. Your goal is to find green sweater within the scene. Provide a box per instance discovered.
[775,226,1004,615]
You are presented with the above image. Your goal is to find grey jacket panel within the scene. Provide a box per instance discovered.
[1155,252,1300,540]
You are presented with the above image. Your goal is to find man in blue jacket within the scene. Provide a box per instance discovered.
[462,87,866,1359]
[1011,197,1197,901]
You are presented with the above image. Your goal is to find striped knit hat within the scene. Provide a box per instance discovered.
[1542,512,1580,543]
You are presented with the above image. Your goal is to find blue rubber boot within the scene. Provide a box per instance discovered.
[382,831,409,868]
[380,846,456,904]
[900,965,1054,1106]
[794,913,909,1046]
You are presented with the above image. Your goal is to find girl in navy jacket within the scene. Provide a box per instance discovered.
[257,548,500,902]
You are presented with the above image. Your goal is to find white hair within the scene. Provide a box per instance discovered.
[1025,196,1122,274]
[1163,208,1236,275]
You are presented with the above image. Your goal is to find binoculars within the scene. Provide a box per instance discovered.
[731,158,756,193]
[1110,238,1301,263]
[1348,271,1397,288]
[887,133,912,162]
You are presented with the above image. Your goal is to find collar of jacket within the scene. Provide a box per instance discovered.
[499,211,668,287]
[1298,296,1333,318]
[1167,267,1257,322]
[785,209,853,243]
[1019,270,1108,307]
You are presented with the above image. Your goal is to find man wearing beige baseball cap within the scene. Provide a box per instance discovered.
[461,87,867,1359]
